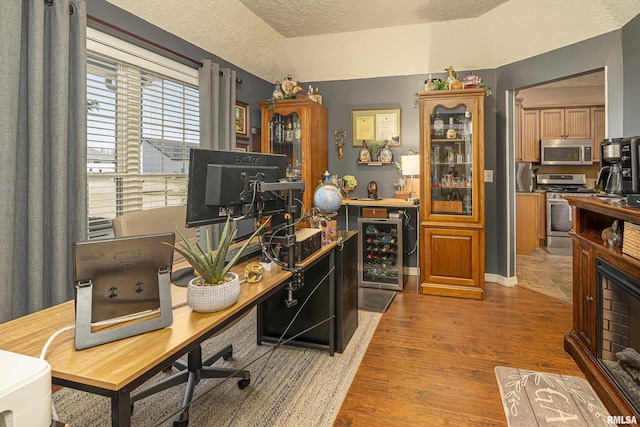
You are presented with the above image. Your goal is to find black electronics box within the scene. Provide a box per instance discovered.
[280,228,322,263]
[629,194,640,208]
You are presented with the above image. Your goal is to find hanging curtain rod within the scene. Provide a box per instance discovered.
[44,0,74,14]
[88,14,243,84]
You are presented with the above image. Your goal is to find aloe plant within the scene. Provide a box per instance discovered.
[167,216,266,285]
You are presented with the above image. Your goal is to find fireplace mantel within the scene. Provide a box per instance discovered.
[565,195,640,419]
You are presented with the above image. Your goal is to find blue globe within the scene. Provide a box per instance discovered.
[313,183,343,214]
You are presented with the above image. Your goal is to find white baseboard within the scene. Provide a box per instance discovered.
[403,268,517,287]
[485,273,518,287]
[403,266,418,276]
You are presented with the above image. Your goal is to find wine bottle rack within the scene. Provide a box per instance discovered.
[357,217,405,290]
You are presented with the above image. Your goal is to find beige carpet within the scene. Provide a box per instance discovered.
[495,366,614,426]
[52,308,381,426]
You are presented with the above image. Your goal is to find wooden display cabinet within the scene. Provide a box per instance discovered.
[258,99,328,212]
[418,89,485,299]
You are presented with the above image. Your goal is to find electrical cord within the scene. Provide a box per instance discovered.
[38,295,206,361]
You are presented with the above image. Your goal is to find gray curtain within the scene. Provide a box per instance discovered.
[0,0,87,322]
[198,59,236,242]
[199,59,236,151]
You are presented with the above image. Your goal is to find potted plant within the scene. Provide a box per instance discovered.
[167,216,266,313]
[342,175,357,199]
[367,142,383,161]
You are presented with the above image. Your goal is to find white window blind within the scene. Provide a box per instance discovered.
[86,30,199,238]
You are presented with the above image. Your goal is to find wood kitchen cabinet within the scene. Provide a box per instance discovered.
[540,107,590,139]
[520,108,540,162]
[537,192,546,245]
[516,193,539,255]
[590,106,605,162]
[258,99,328,211]
[418,89,485,299]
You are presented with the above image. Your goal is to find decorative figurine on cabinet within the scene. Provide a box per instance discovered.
[602,220,623,247]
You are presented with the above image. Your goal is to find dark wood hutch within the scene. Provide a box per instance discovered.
[565,195,640,419]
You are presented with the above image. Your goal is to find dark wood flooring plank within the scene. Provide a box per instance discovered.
[334,280,582,426]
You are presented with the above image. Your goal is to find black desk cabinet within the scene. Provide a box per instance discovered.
[335,231,358,352]
[257,231,358,353]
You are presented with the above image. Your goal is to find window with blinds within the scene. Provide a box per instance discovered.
[86,30,199,238]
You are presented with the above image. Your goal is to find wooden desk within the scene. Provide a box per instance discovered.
[0,257,294,427]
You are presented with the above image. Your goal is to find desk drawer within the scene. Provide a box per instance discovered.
[362,207,388,218]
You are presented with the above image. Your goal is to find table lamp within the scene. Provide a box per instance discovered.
[401,155,420,201]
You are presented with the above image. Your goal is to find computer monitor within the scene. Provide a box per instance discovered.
[185,148,289,228]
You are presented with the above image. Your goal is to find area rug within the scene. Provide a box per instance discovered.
[52,308,381,427]
[358,287,396,313]
[495,366,614,426]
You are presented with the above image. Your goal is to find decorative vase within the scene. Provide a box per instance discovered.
[342,186,355,199]
[379,142,393,163]
[187,272,241,313]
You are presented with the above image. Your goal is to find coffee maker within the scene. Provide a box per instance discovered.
[596,137,640,196]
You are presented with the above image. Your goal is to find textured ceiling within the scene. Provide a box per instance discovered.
[237,0,508,37]
[106,0,640,83]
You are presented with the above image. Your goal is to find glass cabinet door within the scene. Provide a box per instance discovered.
[269,112,302,179]
[428,104,474,217]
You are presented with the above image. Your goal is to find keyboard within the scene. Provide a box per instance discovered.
[225,241,264,263]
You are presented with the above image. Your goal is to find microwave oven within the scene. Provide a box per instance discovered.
[540,139,593,166]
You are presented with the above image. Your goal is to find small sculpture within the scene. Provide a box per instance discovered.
[602,219,623,247]
[335,130,346,159]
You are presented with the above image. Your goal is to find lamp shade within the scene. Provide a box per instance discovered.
[401,155,420,176]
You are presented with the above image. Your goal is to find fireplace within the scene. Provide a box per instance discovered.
[597,258,640,412]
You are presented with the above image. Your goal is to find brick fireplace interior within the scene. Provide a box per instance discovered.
[598,258,640,410]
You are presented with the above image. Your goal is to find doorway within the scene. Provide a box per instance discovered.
[513,69,605,303]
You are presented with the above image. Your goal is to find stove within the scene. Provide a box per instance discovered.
[537,173,596,200]
[537,174,595,247]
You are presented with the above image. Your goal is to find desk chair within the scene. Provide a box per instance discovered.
[112,206,250,427]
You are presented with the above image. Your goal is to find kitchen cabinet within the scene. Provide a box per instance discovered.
[537,192,546,245]
[540,107,590,139]
[590,106,605,163]
[520,108,540,162]
[418,89,485,299]
[259,98,328,212]
[516,193,539,255]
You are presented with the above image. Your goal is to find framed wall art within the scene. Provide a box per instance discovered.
[235,100,249,138]
[351,108,401,147]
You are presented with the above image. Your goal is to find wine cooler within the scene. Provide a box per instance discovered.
[357,217,405,290]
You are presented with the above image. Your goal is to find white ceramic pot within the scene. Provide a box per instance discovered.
[186,272,241,313]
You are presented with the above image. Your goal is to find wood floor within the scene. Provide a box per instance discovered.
[334,279,583,426]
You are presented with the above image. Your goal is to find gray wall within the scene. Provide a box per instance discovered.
[87,1,640,277]
[495,29,624,277]
[623,14,640,136]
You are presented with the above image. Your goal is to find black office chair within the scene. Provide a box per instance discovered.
[112,206,250,427]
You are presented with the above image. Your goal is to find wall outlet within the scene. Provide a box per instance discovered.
[484,170,494,182]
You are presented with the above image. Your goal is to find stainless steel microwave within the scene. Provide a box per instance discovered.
[540,139,593,165]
